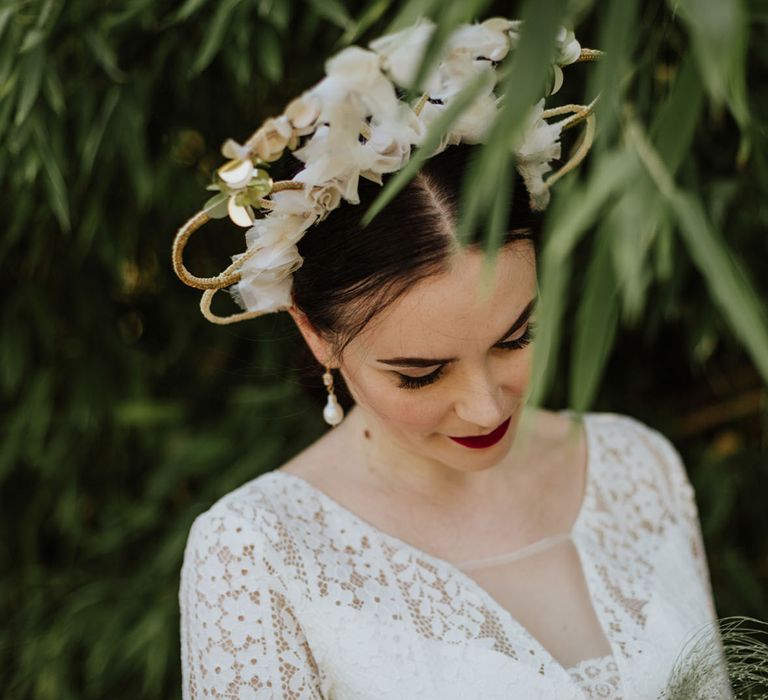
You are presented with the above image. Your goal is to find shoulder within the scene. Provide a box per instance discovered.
[583,410,694,509]
[181,473,294,585]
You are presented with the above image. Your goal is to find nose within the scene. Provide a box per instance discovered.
[453,365,507,431]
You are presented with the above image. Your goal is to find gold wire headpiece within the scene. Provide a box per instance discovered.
[172,18,602,324]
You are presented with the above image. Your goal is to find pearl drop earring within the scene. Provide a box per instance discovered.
[322,365,344,426]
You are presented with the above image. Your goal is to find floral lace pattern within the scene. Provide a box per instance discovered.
[566,654,622,698]
[179,412,732,699]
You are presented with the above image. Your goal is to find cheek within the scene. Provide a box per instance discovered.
[500,348,533,389]
[346,371,447,433]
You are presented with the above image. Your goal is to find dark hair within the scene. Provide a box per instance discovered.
[289,142,542,411]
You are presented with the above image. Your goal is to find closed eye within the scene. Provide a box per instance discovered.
[395,321,536,390]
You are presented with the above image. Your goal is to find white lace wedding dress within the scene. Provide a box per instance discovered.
[179,412,732,699]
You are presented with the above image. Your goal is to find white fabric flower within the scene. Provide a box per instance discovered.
[244,213,316,249]
[358,120,415,185]
[448,92,500,143]
[445,19,513,62]
[368,18,438,91]
[515,99,564,210]
[285,93,321,133]
[274,181,348,219]
[313,46,400,125]
[221,139,251,161]
[217,159,254,189]
[233,218,311,312]
[555,27,581,65]
[214,17,592,318]
[234,255,299,313]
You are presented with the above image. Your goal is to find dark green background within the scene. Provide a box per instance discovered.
[1,0,766,697]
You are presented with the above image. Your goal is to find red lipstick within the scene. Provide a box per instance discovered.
[448,416,511,449]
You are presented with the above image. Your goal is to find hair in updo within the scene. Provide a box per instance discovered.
[288,142,542,411]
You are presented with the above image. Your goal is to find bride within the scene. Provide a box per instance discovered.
[176,16,731,700]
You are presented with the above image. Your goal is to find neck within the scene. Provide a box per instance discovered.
[340,404,540,511]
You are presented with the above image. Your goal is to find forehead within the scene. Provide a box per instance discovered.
[354,243,536,355]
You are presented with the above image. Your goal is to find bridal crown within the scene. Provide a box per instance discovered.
[172,16,601,324]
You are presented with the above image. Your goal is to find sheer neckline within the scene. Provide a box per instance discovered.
[269,408,592,571]
[264,411,610,680]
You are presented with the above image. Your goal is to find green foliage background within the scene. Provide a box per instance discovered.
[1,0,766,697]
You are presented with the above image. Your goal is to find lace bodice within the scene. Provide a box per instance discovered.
[179,412,732,699]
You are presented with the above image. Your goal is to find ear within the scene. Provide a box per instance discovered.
[288,303,336,367]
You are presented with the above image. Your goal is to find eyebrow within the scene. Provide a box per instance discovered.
[376,296,538,368]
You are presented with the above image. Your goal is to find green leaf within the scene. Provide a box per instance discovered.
[31,116,70,232]
[0,320,27,396]
[360,68,494,228]
[14,46,45,127]
[569,220,620,411]
[381,0,439,37]
[528,247,571,409]
[670,190,768,384]
[588,0,640,151]
[0,17,17,89]
[257,22,283,83]
[340,0,390,45]
[528,150,638,405]
[19,28,46,53]
[190,0,242,75]
[81,86,120,182]
[543,149,639,260]
[84,29,127,82]
[259,0,291,32]
[203,192,229,218]
[669,0,749,128]
[0,6,14,44]
[628,116,768,384]
[0,69,17,102]
[42,66,65,116]
[455,0,566,249]
[115,400,184,426]
[607,187,655,324]
[171,0,212,23]
[405,0,492,104]
[306,0,353,31]
[652,206,675,282]
[650,54,704,176]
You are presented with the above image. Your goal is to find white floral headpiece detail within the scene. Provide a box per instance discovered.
[172,17,601,324]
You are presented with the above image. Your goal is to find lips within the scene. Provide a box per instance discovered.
[448,416,512,449]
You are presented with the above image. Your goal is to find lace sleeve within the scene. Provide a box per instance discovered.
[179,506,324,699]
[629,419,735,699]
[646,427,717,618]
[631,420,714,605]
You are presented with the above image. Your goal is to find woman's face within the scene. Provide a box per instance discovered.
[336,241,538,474]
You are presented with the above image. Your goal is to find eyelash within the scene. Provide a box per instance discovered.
[395,322,537,390]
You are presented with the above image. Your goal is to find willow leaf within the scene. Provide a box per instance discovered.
[670,0,749,128]
[670,190,768,384]
[588,0,639,151]
[171,0,212,23]
[256,22,283,83]
[28,116,69,231]
[528,150,637,404]
[628,117,768,384]
[14,46,45,127]
[190,0,242,75]
[456,0,566,249]
[406,0,492,105]
[650,53,704,176]
[340,0,390,46]
[360,68,493,228]
[306,0,353,31]
[0,6,14,44]
[569,217,620,411]
[82,87,120,183]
